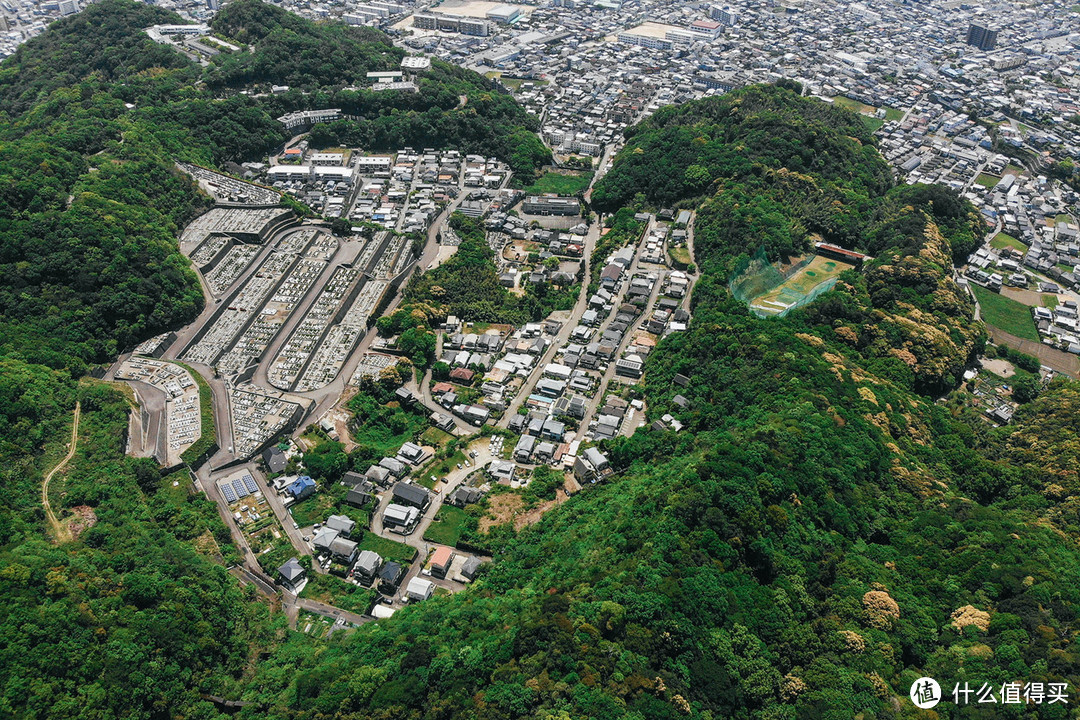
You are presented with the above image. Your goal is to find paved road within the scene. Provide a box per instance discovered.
[495,152,622,427]
[242,462,315,562]
[289,595,372,627]
[370,438,494,555]
[249,235,366,391]
[408,369,475,435]
[124,379,167,463]
[573,227,665,443]
[682,212,699,312]
[497,223,601,427]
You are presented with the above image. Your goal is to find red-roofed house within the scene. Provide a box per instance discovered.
[450,367,475,383]
[430,546,455,578]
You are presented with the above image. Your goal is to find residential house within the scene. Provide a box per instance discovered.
[573,447,611,483]
[378,561,406,593]
[263,446,287,474]
[383,503,421,533]
[397,442,429,465]
[365,465,392,486]
[430,546,455,578]
[326,514,356,538]
[329,536,359,564]
[379,456,408,479]
[277,558,307,593]
[515,434,536,462]
[354,550,382,583]
[287,476,316,500]
[312,527,340,553]
[406,577,434,601]
[391,482,431,511]
[461,555,483,581]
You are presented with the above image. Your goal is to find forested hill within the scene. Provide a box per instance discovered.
[0,0,547,369]
[236,87,1080,719]
[0,3,546,718]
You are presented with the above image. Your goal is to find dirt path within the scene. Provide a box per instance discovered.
[42,401,80,543]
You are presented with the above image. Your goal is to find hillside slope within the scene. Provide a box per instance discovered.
[235,87,1080,720]
[0,4,547,718]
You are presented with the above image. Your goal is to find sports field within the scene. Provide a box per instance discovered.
[749,254,853,316]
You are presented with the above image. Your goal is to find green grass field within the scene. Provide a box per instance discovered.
[289,492,334,528]
[972,284,1040,341]
[177,362,217,466]
[423,504,471,547]
[989,232,1028,252]
[861,116,885,133]
[1043,294,1059,309]
[300,572,376,614]
[669,245,692,267]
[357,533,416,564]
[975,173,1001,188]
[523,171,593,196]
[832,96,876,114]
[1056,213,1074,224]
[884,107,904,122]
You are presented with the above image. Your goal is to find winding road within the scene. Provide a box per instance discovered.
[42,401,80,543]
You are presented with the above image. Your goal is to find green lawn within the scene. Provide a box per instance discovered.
[300,572,377,614]
[860,116,885,133]
[1043,294,1059,309]
[289,492,333,528]
[418,450,467,488]
[1056,213,1074,224]
[831,96,876,115]
[523,171,593,196]
[176,362,217,466]
[423,504,471,547]
[420,426,455,448]
[884,107,904,122]
[989,232,1028,252]
[975,173,1001,189]
[972,284,1040,341]
[357,533,416,564]
[669,245,692,268]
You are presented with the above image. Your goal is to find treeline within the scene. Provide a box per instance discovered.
[205,0,395,88]
[0,381,275,719]
[591,84,892,213]
[205,0,550,178]
[0,0,551,376]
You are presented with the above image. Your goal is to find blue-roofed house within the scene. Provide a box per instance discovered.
[287,475,316,500]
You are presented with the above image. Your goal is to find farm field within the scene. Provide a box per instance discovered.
[972,284,1040,341]
[989,232,1028,252]
[523,171,593,196]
